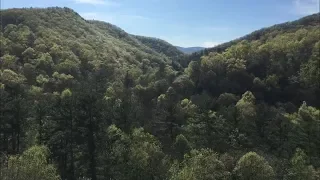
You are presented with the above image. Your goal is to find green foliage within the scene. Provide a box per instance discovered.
[235,91,258,146]
[101,125,130,179]
[284,102,320,160]
[1,54,17,69]
[22,47,36,62]
[36,74,49,85]
[285,148,318,180]
[185,110,231,151]
[128,128,167,180]
[1,69,25,86]
[173,134,192,160]
[233,152,275,180]
[0,145,60,180]
[186,12,319,62]
[299,41,320,88]
[216,93,239,107]
[29,85,43,96]
[172,75,194,97]
[35,52,54,70]
[134,35,184,59]
[236,91,256,123]
[101,126,167,180]
[61,88,72,99]
[225,58,246,74]
[170,149,231,180]
[0,7,319,180]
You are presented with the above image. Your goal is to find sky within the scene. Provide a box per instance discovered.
[1,0,319,47]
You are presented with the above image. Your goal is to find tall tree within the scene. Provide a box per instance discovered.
[233,152,275,180]
[0,145,60,180]
[170,149,231,180]
[285,148,317,180]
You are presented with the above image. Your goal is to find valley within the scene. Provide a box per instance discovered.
[0,7,319,180]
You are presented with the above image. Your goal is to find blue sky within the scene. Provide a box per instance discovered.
[1,0,319,47]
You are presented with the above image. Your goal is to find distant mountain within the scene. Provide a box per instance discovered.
[176,46,205,54]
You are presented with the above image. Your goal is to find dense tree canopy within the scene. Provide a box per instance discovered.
[0,7,319,180]
[233,152,275,180]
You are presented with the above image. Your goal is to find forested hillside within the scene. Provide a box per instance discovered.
[185,12,320,65]
[1,7,320,180]
[134,35,184,58]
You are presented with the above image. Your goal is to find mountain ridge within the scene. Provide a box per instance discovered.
[185,12,320,64]
[176,46,205,54]
[0,7,177,68]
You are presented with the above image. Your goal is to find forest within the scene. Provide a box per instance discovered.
[0,7,319,180]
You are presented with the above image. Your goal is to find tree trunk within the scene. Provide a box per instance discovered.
[88,99,97,180]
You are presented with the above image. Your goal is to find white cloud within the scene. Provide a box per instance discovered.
[202,41,221,48]
[73,0,120,6]
[293,0,319,15]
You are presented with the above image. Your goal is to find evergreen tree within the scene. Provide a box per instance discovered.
[285,148,317,180]
[233,152,275,180]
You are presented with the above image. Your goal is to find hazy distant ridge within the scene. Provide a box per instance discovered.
[176,46,205,54]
